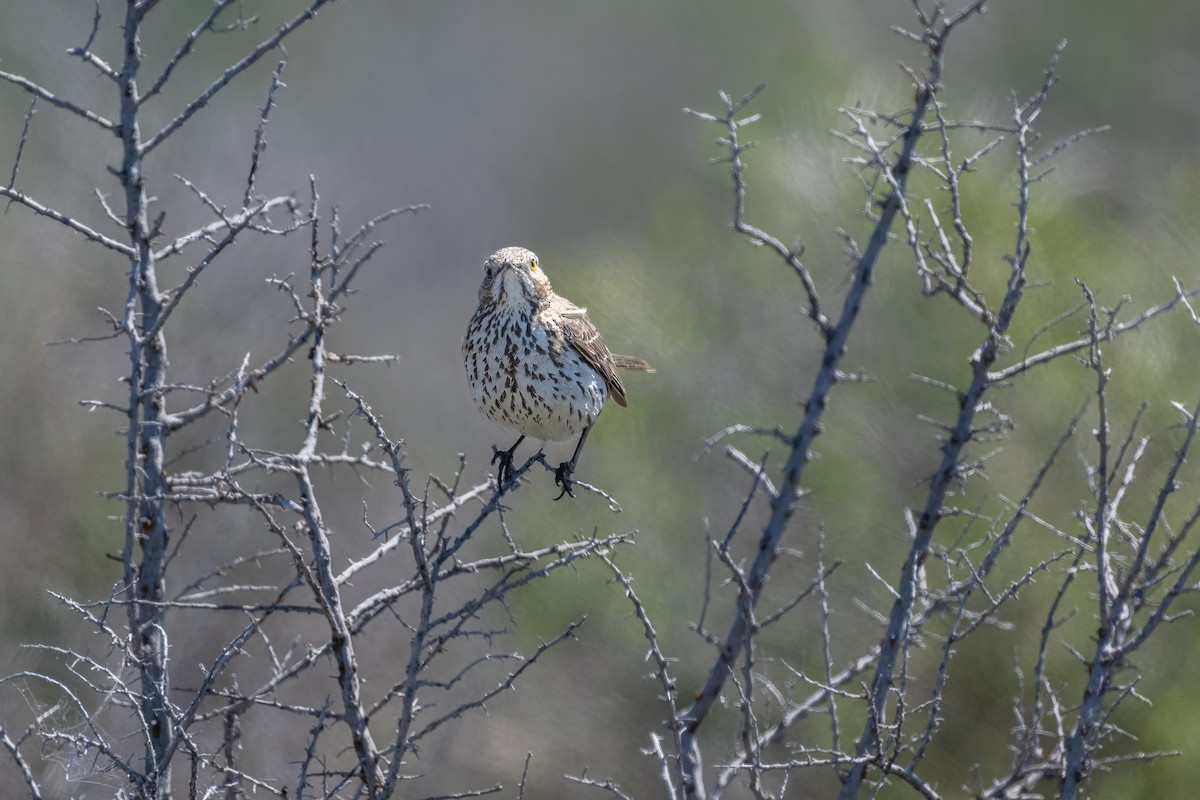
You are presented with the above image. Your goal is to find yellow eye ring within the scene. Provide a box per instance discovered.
[530,257,538,271]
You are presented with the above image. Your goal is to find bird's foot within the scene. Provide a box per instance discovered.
[491,446,518,489]
[553,461,576,500]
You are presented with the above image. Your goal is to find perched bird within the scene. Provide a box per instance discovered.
[462,246,653,497]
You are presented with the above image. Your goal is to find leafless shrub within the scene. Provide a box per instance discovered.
[2,3,1198,800]
[0,3,632,798]
[587,4,1200,799]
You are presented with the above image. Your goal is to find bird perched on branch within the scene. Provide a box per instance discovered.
[463,246,654,498]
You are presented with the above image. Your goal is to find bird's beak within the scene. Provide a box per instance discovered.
[493,262,516,298]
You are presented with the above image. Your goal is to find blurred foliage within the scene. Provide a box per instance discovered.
[1,0,1199,797]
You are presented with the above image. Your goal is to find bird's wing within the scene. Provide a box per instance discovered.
[558,303,629,407]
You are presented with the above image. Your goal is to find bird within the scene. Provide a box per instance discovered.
[462,246,654,498]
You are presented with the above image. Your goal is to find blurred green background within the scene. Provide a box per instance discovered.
[1,1,1198,797]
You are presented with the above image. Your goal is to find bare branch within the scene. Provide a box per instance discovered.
[0,185,134,254]
[0,69,115,130]
[141,0,337,155]
[138,0,240,106]
[4,97,37,208]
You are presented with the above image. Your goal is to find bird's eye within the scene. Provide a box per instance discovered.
[484,263,494,278]
[529,257,538,271]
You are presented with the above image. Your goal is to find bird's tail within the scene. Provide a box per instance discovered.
[613,354,655,373]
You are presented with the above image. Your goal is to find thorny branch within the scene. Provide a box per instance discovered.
[5,2,1200,799]
[0,3,635,799]
[585,4,1200,800]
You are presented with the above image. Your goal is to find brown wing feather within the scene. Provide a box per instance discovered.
[558,303,630,406]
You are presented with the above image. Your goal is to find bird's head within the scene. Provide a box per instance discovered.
[478,246,553,310]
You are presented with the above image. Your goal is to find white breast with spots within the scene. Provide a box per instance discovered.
[464,308,607,442]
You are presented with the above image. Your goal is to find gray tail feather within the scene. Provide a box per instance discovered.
[613,354,655,373]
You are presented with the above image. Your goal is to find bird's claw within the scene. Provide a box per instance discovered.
[491,447,517,489]
[553,461,576,500]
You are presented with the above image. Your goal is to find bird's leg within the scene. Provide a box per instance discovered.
[491,434,525,488]
[554,425,592,500]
